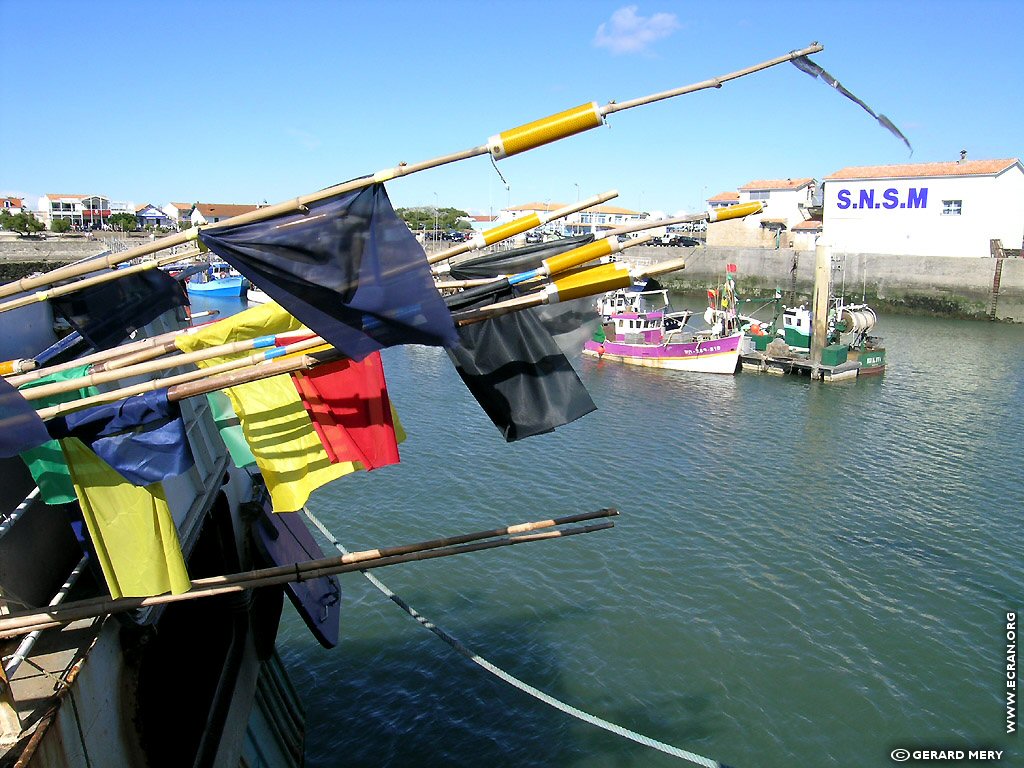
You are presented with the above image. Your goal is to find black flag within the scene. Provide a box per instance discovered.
[446,286,596,442]
[50,268,189,351]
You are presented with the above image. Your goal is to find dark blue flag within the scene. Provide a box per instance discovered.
[0,377,50,458]
[51,268,189,351]
[198,184,458,361]
[48,389,194,486]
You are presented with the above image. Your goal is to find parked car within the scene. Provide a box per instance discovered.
[668,235,700,247]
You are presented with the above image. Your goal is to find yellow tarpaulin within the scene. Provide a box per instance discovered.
[175,301,358,511]
[62,437,191,599]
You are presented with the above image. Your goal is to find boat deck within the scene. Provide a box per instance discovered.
[1,611,105,764]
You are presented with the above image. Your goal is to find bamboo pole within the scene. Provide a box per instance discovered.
[5,311,220,386]
[35,334,328,420]
[0,44,822,301]
[0,519,615,639]
[428,190,619,267]
[11,508,619,620]
[0,249,202,315]
[432,201,762,290]
[601,42,823,115]
[21,329,317,401]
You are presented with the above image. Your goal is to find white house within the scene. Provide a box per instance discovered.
[136,203,174,229]
[190,203,260,227]
[822,158,1024,257]
[163,202,195,229]
[706,178,817,248]
[38,194,87,227]
[1,197,23,214]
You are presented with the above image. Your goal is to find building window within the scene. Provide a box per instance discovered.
[942,199,962,216]
[748,190,770,201]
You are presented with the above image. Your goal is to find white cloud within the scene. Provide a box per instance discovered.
[593,6,680,55]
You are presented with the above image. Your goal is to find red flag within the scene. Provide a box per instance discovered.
[291,352,400,470]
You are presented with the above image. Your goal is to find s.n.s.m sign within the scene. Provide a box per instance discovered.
[835,187,928,210]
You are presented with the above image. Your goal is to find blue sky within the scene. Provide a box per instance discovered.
[2,1,1021,218]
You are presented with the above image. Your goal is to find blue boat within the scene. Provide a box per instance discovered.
[186,262,248,297]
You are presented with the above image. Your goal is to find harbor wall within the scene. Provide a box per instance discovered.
[626,246,1024,322]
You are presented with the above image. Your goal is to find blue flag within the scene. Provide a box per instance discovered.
[198,184,458,361]
[48,389,194,486]
[0,377,50,458]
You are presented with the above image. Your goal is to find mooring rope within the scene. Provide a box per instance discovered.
[302,507,732,768]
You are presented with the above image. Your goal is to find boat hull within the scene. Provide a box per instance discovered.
[583,332,744,374]
[188,276,247,297]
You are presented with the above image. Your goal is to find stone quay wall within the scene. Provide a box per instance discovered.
[626,245,1024,322]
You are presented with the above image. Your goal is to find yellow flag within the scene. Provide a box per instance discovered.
[62,437,191,599]
[174,300,305,359]
[176,301,359,511]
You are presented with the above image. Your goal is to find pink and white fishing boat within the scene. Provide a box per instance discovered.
[582,273,750,374]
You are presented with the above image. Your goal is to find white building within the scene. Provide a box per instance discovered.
[136,203,174,229]
[706,178,817,248]
[1,197,24,214]
[190,203,260,227]
[822,158,1024,257]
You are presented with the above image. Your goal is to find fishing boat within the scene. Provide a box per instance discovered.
[186,262,248,298]
[776,299,886,374]
[583,277,749,374]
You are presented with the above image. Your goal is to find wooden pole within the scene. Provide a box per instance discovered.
[0,519,615,639]
[810,240,832,374]
[0,44,822,301]
[5,311,220,386]
[21,330,316,401]
[35,335,327,420]
[601,42,823,115]
[428,189,619,267]
[0,249,201,315]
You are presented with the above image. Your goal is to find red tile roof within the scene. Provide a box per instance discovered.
[792,219,823,231]
[43,194,87,200]
[707,191,740,203]
[824,158,1020,180]
[739,178,814,191]
[1,197,23,207]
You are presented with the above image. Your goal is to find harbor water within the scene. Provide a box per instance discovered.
[198,293,1022,767]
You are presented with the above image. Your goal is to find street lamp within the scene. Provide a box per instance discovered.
[433,192,438,241]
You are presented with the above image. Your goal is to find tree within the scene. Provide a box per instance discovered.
[396,206,471,233]
[50,218,71,234]
[108,212,138,232]
[0,210,45,236]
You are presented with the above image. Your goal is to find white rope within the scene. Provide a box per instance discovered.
[302,508,732,768]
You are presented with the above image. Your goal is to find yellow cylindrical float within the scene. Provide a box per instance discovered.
[479,213,542,246]
[542,238,614,276]
[547,262,631,303]
[708,201,763,222]
[488,103,604,160]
